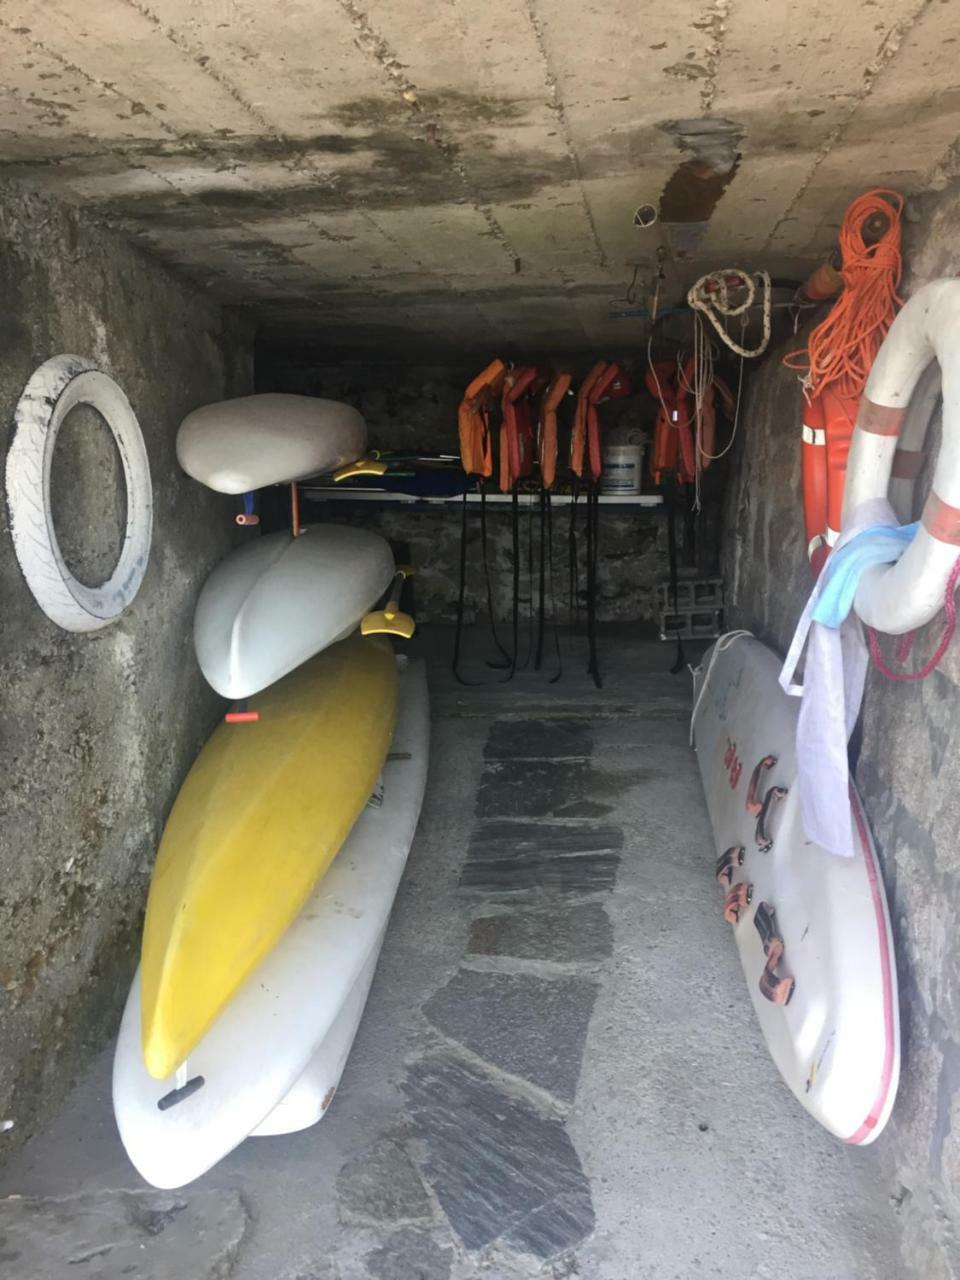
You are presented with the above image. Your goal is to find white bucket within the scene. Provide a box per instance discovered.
[601,443,644,495]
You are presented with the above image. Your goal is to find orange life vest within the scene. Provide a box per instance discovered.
[458,359,505,477]
[499,366,539,492]
[570,360,608,478]
[586,363,633,482]
[538,371,572,491]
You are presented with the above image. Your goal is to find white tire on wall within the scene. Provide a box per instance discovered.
[5,354,153,632]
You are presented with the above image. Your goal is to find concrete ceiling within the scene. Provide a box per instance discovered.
[1,0,958,355]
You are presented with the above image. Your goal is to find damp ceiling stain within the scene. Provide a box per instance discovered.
[1,0,958,350]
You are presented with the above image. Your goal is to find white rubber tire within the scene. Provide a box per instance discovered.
[5,354,153,632]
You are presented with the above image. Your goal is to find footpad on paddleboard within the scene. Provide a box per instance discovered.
[157,1076,205,1111]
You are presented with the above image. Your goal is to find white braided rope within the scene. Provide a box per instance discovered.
[687,269,772,359]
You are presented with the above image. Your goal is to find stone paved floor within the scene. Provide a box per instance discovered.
[0,626,902,1279]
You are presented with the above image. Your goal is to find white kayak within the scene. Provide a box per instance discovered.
[692,635,899,1144]
[177,394,366,494]
[113,656,429,1189]
[194,525,396,699]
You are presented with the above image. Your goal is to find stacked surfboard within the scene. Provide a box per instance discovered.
[113,396,429,1189]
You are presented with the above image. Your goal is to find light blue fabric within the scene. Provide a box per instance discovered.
[811,522,919,628]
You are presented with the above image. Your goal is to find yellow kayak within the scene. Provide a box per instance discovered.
[140,634,398,1079]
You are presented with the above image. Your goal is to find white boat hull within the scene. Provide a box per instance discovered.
[177,394,365,494]
[112,658,430,1189]
[692,636,899,1144]
[194,525,395,699]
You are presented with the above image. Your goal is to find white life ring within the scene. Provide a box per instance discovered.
[842,279,960,634]
[5,355,153,632]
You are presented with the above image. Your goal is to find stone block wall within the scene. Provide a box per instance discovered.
[0,183,252,1153]
[720,186,960,1279]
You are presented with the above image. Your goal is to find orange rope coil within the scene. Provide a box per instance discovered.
[785,189,904,400]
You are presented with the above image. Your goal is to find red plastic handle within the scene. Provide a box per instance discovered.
[746,755,777,816]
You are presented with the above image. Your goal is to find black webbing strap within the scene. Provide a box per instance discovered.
[546,490,563,683]
[666,478,686,675]
[535,487,547,670]
[452,489,480,686]
[585,481,602,689]
[568,477,580,631]
[480,486,511,669]
[501,486,521,682]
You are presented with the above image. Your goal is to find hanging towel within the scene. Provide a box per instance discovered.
[779,498,917,857]
[812,521,919,628]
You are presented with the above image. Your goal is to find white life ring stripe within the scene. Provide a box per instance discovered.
[842,279,960,633]
[5,355,153,632]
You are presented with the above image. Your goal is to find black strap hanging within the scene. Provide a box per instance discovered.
[545,490,563,683]
[568,476,580,631]
[535,487,547,670]
[665,477,686,676]
[452,489,481,686]
[479,486,511,670]
[502,485,521,682]
[585,481,602,689]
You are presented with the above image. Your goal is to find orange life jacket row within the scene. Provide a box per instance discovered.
[458,361,632,493]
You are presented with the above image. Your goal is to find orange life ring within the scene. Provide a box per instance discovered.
[801,393,829,574]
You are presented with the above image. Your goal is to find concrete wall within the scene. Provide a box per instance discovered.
[721,188,960,1279]
[0,182,252,1155]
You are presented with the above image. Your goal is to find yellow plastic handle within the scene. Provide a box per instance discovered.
[360,565,416,639]
[333,457,389,482]
[361,609,416,640]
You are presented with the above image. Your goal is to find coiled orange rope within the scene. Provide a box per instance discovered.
[785,189,904,399]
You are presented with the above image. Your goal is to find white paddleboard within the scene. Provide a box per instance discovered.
[692,635,899,1144]
[250,938,382,1137]
[194,525,396,699]
[112,657,430,1189]
[177,394,366,494]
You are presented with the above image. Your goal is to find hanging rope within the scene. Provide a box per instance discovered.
[868,557,960,682]
[687,269,772,359]
[784,189,903,399]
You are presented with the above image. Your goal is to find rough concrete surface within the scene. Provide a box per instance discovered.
[0,1188,248,1279]
[1,2,959,353]
[0,180,252,1161]
[0,628,906,1279]
[721,190,960,1279]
